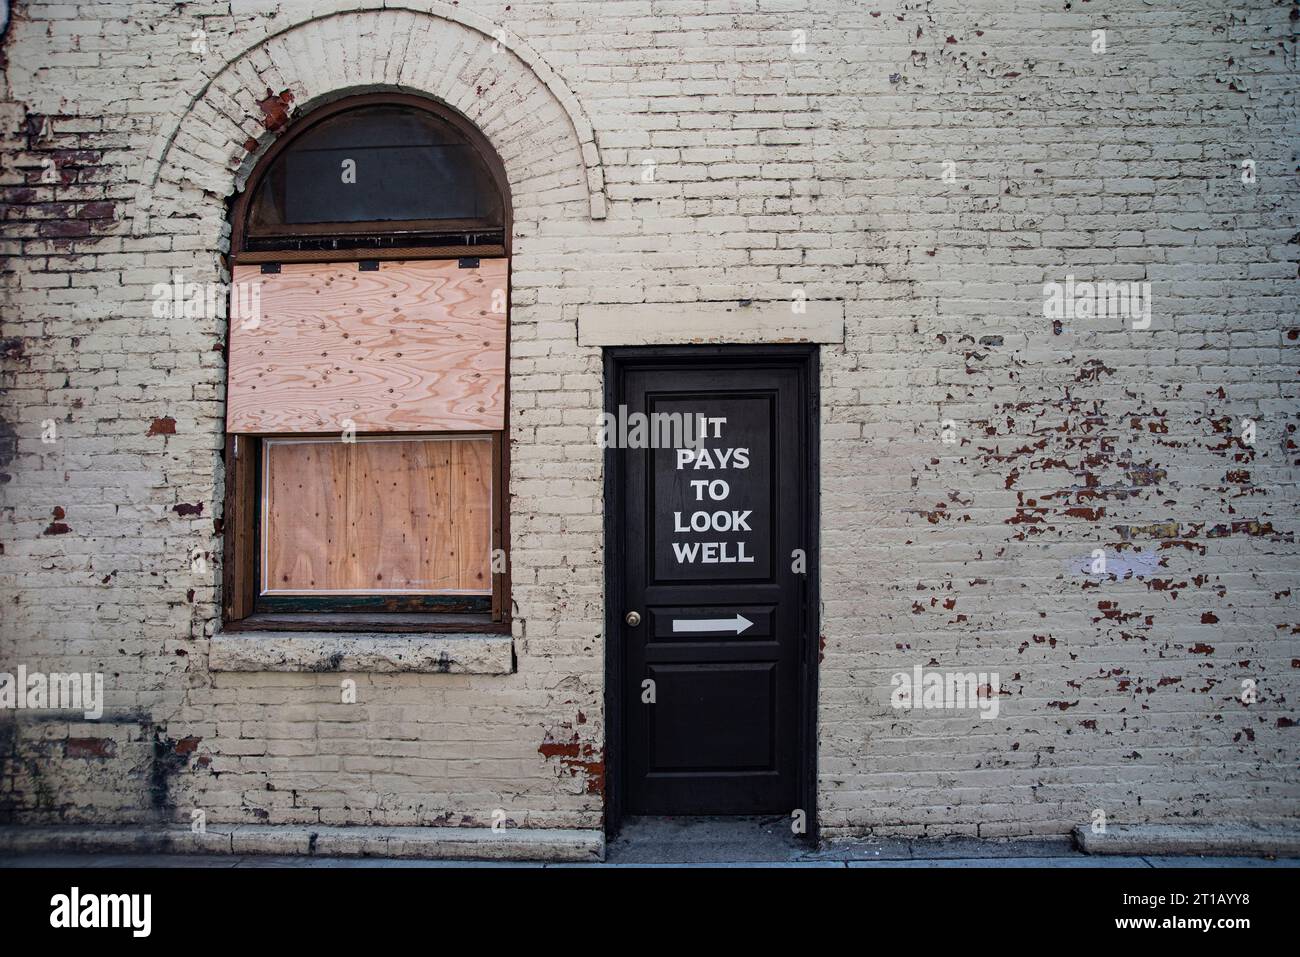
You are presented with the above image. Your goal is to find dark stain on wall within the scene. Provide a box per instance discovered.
[0,416,16,484]
[150,730,203,812]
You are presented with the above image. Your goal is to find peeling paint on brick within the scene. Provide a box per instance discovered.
[257,88,295,132]
[0,0,1293,846]
[43,506,69,535]
[65,738,116,759]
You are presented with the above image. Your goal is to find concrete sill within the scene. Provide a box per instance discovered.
[209,631,514,675]
[0,825,603,862]
[1074,823,1300,857]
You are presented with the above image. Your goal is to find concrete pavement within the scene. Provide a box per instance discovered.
[2,817,1297,867]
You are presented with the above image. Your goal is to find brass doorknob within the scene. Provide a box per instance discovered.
[625,611,642,627]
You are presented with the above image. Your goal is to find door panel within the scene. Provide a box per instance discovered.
[648,663,777,770]
[619,359,809,815]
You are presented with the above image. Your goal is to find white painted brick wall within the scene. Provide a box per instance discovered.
[0,0,1296,840]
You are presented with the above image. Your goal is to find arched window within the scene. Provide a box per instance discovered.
[231,93,509,259]
[222,96,510,630]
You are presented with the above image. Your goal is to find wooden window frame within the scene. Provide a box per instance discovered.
[222,94,511,634]
[222,430,509,633]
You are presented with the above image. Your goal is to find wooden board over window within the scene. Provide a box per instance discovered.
[261,436,492,595]
[227,259,507,434]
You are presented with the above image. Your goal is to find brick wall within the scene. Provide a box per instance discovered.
[0,0,1296,840]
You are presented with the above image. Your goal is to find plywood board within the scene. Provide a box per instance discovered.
[227,259,507,433]
[261,436,492,595]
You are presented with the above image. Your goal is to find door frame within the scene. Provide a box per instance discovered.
[602,344,820,839]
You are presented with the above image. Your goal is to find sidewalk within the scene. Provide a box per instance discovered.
[3,851,1295,868]
[2,817,1297,868]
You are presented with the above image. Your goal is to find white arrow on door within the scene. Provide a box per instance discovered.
[671,614,753,635]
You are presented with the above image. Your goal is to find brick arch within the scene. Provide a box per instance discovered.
[131,2,606,239]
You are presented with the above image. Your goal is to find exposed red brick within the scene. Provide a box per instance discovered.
[257,88,296,132]
[77,201,115,220]
[38,220,90,238]
[66,738,116,759]
[44,505,70,535]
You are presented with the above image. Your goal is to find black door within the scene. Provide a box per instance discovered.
[610,348,815,816]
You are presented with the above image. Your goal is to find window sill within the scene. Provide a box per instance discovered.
[227,613,507,634]
[209,630,515,675]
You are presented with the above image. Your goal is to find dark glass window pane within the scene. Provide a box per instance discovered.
[283,143,489,223]
[245,104,503,243]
